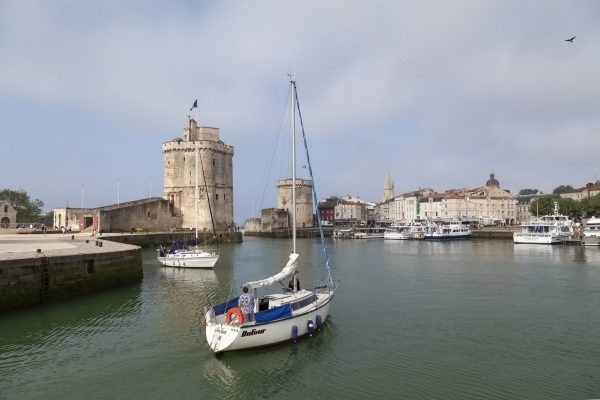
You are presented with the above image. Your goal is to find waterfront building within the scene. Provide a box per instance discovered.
[375,188,434,223]
[53,198,181,233]
[318,197,337,225]
[560,181,600,201]
[335,196,372,226]
[162,117,234,231]
[419,173,517,225]
[0,201,17,229]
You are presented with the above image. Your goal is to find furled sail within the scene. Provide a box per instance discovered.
[243,253,299,289]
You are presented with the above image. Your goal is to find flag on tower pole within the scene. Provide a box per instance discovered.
[189,99,198,112]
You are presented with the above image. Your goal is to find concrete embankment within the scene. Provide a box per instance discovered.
[0,234,142,312]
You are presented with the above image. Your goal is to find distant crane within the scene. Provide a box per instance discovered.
[565,36,576,43]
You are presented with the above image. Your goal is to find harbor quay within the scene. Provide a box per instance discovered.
[0,233,142,312]
[0,230,242,313]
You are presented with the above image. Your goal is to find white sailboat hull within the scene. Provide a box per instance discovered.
[157,250,219,268]
[205,290,335,352]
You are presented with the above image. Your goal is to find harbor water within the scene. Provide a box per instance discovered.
[1,237,600,399]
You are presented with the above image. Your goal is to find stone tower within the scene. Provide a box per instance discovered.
[162,117,234,231]
[382,170,394,202]
[277,178,313,228]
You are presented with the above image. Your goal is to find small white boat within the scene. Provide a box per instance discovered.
[582,216,600,246]
[156,246,219,268]
[204,80,337,353]
[383,225,411,240]
[424,220,471,241]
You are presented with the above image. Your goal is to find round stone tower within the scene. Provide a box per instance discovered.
[162,117,234,231]
[277,178,313,228]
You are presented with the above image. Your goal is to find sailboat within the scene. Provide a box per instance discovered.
[157,143,220,269]
[204,79,337,353]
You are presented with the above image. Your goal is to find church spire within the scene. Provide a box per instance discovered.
[382,170,394,202]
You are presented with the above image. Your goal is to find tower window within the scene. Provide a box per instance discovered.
[215,194,219,201]
[212,159,215,166]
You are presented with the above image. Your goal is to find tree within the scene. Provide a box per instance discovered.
[582,193,600,217]
[552,185,574,194]
[0,189,44,223]
[529,196,583,218]
[518,188,539,196]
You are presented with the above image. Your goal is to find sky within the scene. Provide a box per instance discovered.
[1,0,599,224]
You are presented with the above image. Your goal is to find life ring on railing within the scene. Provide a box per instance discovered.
[225,307,244,324]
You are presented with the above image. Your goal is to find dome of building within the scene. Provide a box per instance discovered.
[486,173,500,188]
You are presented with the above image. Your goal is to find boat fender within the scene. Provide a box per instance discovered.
[291,325,298,342]
[307,320,314,337]
[316,315,323,330]
[225,307,244,325]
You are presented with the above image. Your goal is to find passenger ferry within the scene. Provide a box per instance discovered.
[514,202,574,245]
[513,219,563,244]
[424,220,471,241]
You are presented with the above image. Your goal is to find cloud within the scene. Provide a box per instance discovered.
[1,0,599,222]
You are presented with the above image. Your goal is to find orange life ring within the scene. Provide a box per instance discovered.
[225,307,244,324]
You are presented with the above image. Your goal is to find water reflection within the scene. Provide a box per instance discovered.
[0,284,143,393]
[201,320,333,399]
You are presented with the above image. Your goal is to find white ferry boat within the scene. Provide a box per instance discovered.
[424,220,471,241]
[582,216,600,246]
[514,202,574,245]
[513,219,563,245]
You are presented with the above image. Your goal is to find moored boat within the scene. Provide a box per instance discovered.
[383,225,411,240]
[204,79,337,353]
[513,219,562,245]
[514,202,574,245]
[424,220,471,241]
[582,216,600,246]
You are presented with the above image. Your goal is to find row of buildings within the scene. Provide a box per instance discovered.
[245,170,600,233]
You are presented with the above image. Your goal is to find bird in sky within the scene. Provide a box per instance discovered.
[565,36,576,43]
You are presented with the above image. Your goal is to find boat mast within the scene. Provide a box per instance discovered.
[195,143,199,245]
[291,79,297,254]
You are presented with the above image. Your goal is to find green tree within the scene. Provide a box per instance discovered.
[552,185,574,194]
[0,189,44,223]
[581,193,600,217]
[518,188,539,196]
[529,196,583,218]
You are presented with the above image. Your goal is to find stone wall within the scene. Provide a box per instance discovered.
[0,248,142,312]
